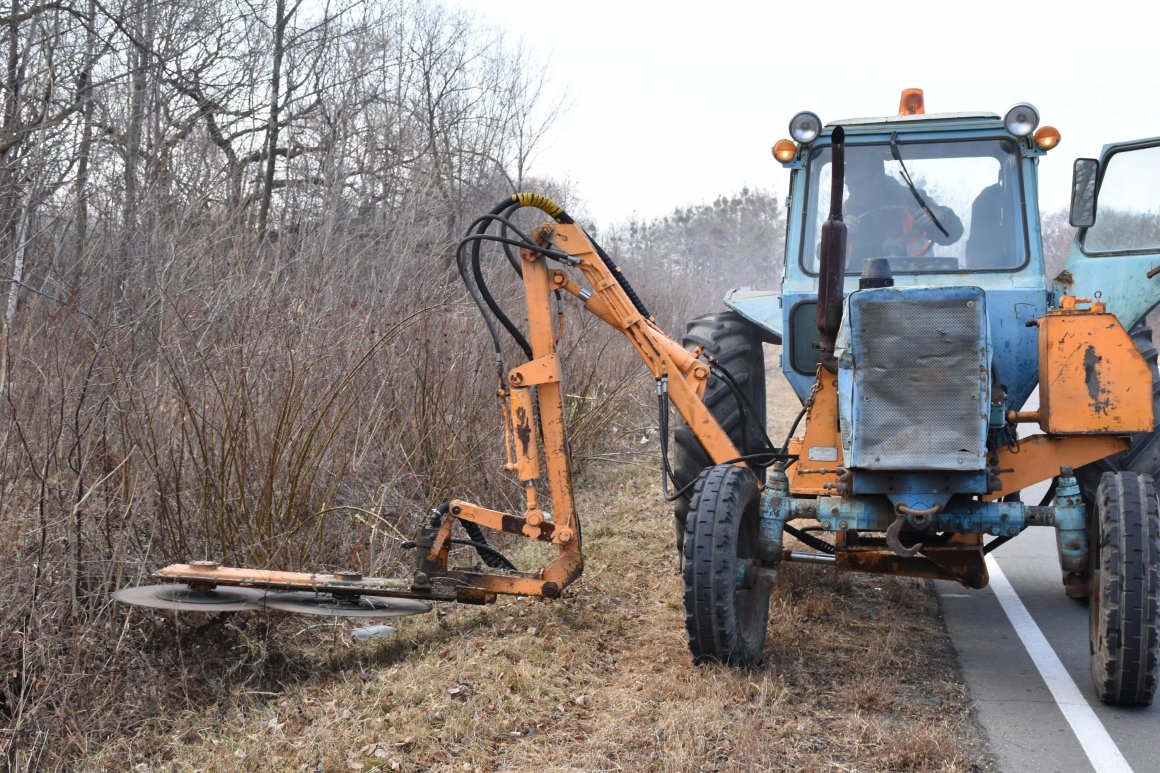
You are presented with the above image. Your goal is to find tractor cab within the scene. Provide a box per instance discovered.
[728,91,1060,410]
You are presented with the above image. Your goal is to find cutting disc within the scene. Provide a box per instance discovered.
[259,592,433,618]
[113,583,264,612]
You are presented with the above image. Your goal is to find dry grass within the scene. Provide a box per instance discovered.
[82,372,993,773]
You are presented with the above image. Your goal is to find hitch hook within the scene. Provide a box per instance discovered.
[886,503,939,558]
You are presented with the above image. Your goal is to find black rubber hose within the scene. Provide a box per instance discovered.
[448,537,517,572]
[784,523,836,554]
[458,200,585,362]
[459,520,517,571]
[587,231,653,321]
[710,359,778,459]
[781,407,807,454]
[467,200,533,359]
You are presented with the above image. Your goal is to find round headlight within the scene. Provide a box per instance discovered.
[788,111,822,144]
[1004,102,1040,137]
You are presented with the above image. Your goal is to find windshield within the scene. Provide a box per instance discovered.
[800,138,1027,274]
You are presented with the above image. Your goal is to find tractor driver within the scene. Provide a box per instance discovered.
[843,149,963,265]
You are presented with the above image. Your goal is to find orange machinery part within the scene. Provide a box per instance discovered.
[1018,298,1153,434]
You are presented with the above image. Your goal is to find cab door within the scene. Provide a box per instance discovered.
[1061,137,1160,329]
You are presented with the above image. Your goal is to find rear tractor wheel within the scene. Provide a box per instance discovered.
[1089,470,1160,706]
[683,464,772,666]
[672,311,768,555]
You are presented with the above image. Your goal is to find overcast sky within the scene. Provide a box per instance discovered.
[448,0,1160,228]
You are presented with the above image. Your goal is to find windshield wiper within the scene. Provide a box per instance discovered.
[889,132,950,238]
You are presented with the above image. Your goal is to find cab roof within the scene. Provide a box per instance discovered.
[828,112,1000,127]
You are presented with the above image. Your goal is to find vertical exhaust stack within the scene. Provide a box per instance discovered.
[816,126,848,372]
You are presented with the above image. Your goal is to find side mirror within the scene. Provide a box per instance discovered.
[1069,158,1099,228]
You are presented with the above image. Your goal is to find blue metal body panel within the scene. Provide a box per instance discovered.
[731,282,1047,408]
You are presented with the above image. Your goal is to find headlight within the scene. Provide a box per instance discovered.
[788,111,822,144]
[1004,103,1040,137]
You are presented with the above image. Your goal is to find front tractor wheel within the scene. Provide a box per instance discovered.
[683,464,772,666]
[1090,471,1160,706]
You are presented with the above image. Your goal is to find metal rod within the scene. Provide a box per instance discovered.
[782,550,837,565]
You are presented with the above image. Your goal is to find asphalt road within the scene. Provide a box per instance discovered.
[938,491,1159,772]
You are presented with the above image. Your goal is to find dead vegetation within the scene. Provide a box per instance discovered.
[77,371,992,773]
[0,0,992,764]
[81,461,991,772]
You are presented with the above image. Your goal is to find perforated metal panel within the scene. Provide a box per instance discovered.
[845,287,989,471]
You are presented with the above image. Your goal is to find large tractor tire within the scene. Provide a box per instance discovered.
[683,464,772,666]
[1089,471,1160,706]
[672,311,767,554]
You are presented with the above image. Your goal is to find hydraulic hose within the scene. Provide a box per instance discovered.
[588,233,653,321]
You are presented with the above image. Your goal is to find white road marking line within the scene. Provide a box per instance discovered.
[986,555,1133,773]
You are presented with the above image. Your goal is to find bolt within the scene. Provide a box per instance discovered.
[541,582,560,599]
[526,510,543,526]
[553,273,565,285]
[838,520,848,530]
[451,506,462,515]
[510,373,524,385]
[557,528,574,544]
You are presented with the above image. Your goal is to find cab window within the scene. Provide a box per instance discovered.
[1083,144,1160,255]
[800,138,1027,274]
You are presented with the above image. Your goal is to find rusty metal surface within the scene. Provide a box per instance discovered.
[154,563,455,600]
[985,434,1129,501]
[836,532,988,588]
[1037,303,1153,434]
[787,370,844,495]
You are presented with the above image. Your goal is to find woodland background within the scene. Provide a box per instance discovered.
[0,0,1075,767]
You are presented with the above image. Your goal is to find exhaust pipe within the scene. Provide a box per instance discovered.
[815,126,847,372]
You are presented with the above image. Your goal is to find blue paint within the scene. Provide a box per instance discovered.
[1060,136,1160,331]
[1052,471,1087,575]
[762,491,1031,541]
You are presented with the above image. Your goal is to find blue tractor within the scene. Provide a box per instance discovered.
[674,90,1160,706]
